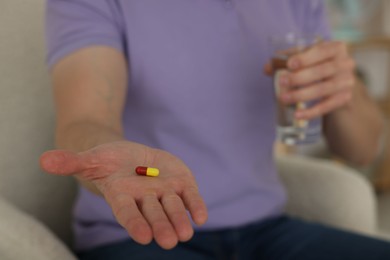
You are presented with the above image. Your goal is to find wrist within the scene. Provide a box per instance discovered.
[55,121,124,152]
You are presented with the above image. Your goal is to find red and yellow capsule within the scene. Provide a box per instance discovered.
[135,166,160,177]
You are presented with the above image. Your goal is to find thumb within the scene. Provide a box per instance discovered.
[40,150,84,176]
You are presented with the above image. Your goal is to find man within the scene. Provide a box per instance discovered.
[40,0,389,259]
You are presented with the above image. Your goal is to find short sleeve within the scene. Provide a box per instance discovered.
[45,0,125,68]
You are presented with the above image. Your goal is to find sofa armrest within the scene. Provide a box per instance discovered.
[0,196,76,260]
[276,155,377,236]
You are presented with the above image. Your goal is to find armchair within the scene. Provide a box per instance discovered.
[0,1,382,259]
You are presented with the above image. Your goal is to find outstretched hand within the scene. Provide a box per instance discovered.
[40,141,208,249]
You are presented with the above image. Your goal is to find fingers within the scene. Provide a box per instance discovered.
[110,188,200,249]
[279,73,355,105]
[269,40,355,95]
[110,194,153,245]
[182,187,208,226]
[288,41,349,70]
[295,90,352,120]
[264,42,352,80]
[161,192,193,242]
[275,40,356,119]
[280,75,354,120]
[140,193,179,249]
[110,191,180,249]
[40,150,84,176]
[288,58,354,87]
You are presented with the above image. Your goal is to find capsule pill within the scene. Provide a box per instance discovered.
[135,166,159,177]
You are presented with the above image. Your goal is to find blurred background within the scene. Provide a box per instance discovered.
[326,0,390,190]
[290,0,390,240]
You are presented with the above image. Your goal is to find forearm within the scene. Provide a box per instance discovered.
[324,81,384,166]
[51,46,129,194]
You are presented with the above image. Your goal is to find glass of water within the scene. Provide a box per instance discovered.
[270,32,322,145]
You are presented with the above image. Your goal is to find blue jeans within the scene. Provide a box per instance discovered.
[78,216,390,260]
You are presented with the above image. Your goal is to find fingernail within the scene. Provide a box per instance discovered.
[289,59,300,70]
[280,76,289,87]
[295,111,304,118]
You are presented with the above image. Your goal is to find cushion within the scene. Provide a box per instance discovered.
[0,196,76,260]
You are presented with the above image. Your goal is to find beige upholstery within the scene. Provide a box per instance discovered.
[0,0,77,256]
[0,0,385,259]
[0,196,76,260]
[277,155,377,236]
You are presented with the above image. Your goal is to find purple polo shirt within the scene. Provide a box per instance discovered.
[46,0,330,251]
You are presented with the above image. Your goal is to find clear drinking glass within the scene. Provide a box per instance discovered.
[270,32,322,145]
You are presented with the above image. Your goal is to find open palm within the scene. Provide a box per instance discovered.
[40,141,208,249]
